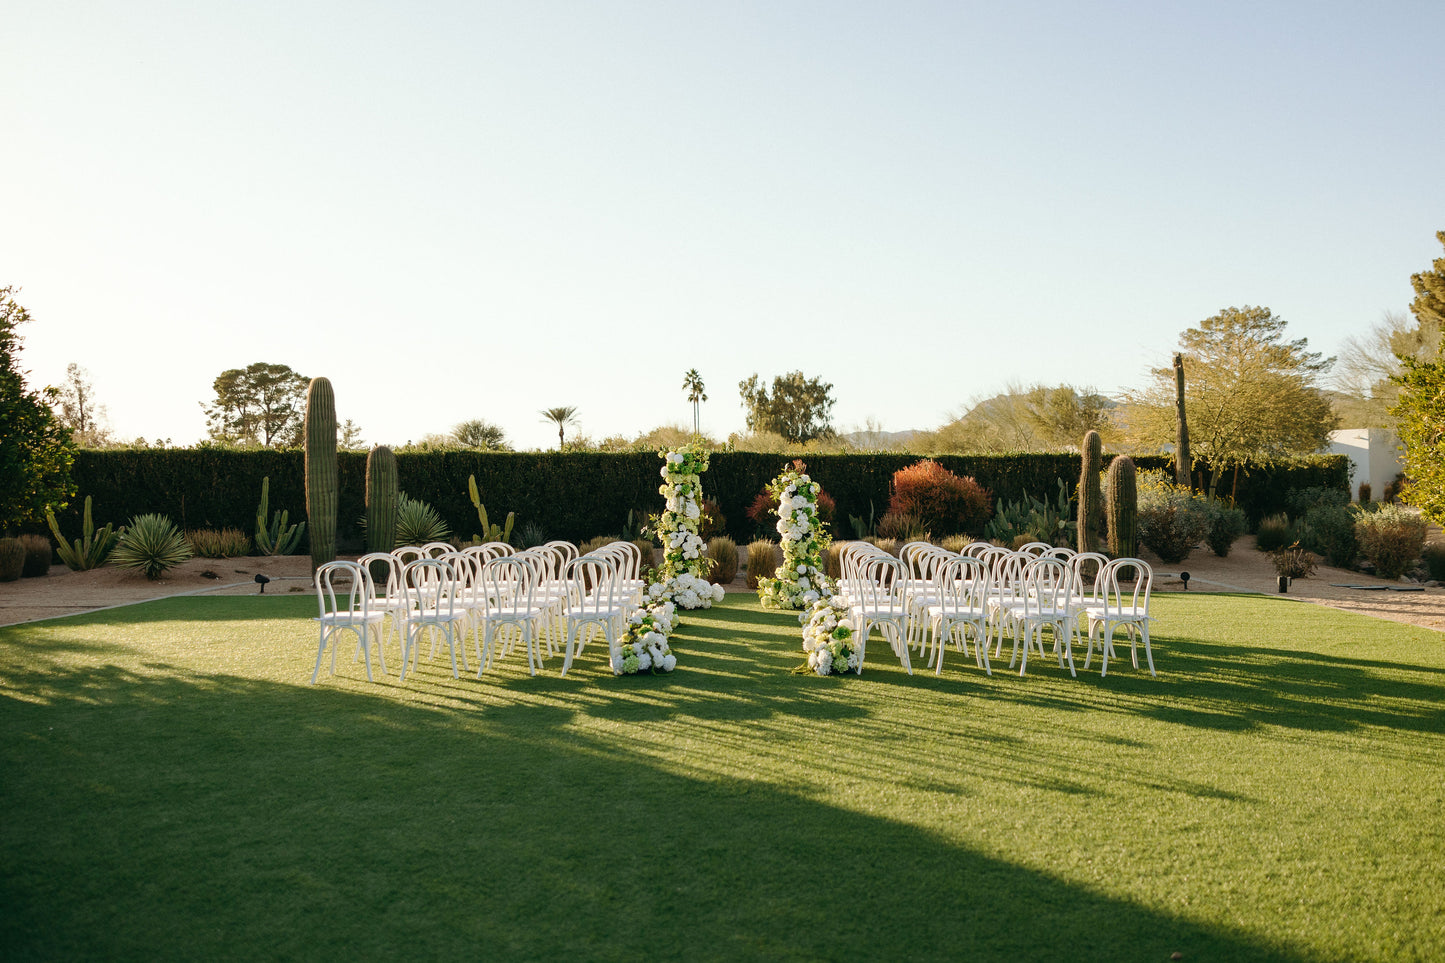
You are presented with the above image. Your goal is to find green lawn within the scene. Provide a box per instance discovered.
[2,592,1443,961]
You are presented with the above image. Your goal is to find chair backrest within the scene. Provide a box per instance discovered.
[393,545,426,566]
[1100,558,1153,614]
[440,551,481,590]
[1021,557,1073,614]
[1016,541,1052,557]
[421,541,453,559]
[566,554,619,611]
[855,554,907,608]
[1044,546,1077,561]
[543,541,579,566]
[401,558,457,615]
[934,555,988,611]
[483,540,516,557]
[991,551,1029,598]
[1069,552,1111,603]
[960,541,995,558]
[595,541,642,580]
[839,541,884,584]
[483,555,535,610]
[316,560,373,618]
[357,552,403,599]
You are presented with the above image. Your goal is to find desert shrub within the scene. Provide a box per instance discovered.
[1285,486,1349,515]
[1300,504,1358,568]
[1205,502,1248,557]
[983,479,1074,547]
[0,538,24,581]
[745,540,779,589]
[700,498,728,540]
[579,535,618,557]
[1421,543,1445,581]
[19,534,52,576]
[188,528,253,559]
[822,544,842,579]
[876,512,928,542]
[1355,505,1428,579]
[1135,473,1210,564]
[1255,514,1293,552]
[1272,543,1317,579]
[394,493,451,546]
[632,538,657,570]
[111,514,194,580]
[518,520,548,548]
[1357,482,1372,504]
[866,538,901,557]
[888,460,992,535]
[940,535,971,554]
[1381,474,1404,503]
[707,536,739,584]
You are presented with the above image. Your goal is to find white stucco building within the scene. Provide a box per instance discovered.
[1327,428,1405,500]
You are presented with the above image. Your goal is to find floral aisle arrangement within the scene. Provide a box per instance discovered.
[650,445,724,610]
[613,600,679,675]
[757,462,833,612]
[801,596,860,676]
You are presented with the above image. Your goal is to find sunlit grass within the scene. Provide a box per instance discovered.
[2,593,1442,961]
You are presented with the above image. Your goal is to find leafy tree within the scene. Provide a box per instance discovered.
[202,362,309,446]
[452,418,510,450]
[54,363,112,447]
[914,383,1114,453]
[1333,309,1441,426]
[1123,305,1337,496]
[1390,231,1445,524]
[339,419,365,449]
[0,287,75,532]
[682,369,707,435]
[539,406,578,449]
[738,371,837,444]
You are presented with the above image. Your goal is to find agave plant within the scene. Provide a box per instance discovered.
[111,514,194,580]
[394,493,451,546]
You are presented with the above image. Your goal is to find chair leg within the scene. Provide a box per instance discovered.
[310,628,330,685]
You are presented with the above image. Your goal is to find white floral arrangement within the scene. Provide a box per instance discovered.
[801,596,859,676]
[647,573,724,610]
[613,600,679,675]
[757,462,834,612]
[650,444,718,609]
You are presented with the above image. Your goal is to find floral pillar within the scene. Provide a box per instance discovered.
[648,444,725,610]
[758,461,833,611]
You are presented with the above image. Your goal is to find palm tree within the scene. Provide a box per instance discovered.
[539,406,578,449]
[682,369,707,436]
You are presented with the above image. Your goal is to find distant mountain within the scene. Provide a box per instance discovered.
[842,429,919,449]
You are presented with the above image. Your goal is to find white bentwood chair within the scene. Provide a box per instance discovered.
[311,561,387,684]
[1084,558,1156,677]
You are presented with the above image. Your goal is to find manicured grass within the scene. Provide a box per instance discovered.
[2,593,1443,961]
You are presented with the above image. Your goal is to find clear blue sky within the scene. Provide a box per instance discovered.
[4,1,1442,450]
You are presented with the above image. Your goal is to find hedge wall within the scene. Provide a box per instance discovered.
[55,449,1349,549]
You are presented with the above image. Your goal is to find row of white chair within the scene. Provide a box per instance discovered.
[310,540,647,684]
[833,540,1154,679]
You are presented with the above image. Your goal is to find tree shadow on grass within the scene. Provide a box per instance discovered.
[0,662,1319,963]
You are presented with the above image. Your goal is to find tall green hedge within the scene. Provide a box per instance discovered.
[55,449,1348,548]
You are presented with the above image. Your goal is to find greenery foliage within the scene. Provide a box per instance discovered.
[1298,504,1359,568]
[1125,305,1337,495]
[706,536,739,584]
[738,370,837,443]
[0,538,23,581]
[887,459,993,535]
[111,513,194,579]
[395,492,451,546]
[187,528,253,558]
[1421,543,1445,581]
[18,534,50,576]
[1272,543,1317,579]
[1354,505,1428,579]
[46,495,120,571]
[1204,500,1249,557]
[203,362,309,447]
[984,479,1075,547]
[1254,514,1294,553]
[745,539,777,590]
[0,286,75,534]
[1135,472,1210,564]
[255,476,306,556]
[1391,346,1445,527]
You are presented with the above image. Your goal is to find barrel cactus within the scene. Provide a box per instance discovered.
[305,377,338,573]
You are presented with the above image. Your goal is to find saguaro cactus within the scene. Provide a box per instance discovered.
[1174,352,1191,489]
[305,377,338,573]
[1106,455,1137,559]
[366,445,398,553]
[1077,430,1103,554]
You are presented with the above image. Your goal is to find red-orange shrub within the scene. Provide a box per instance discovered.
[887,460,992,535]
